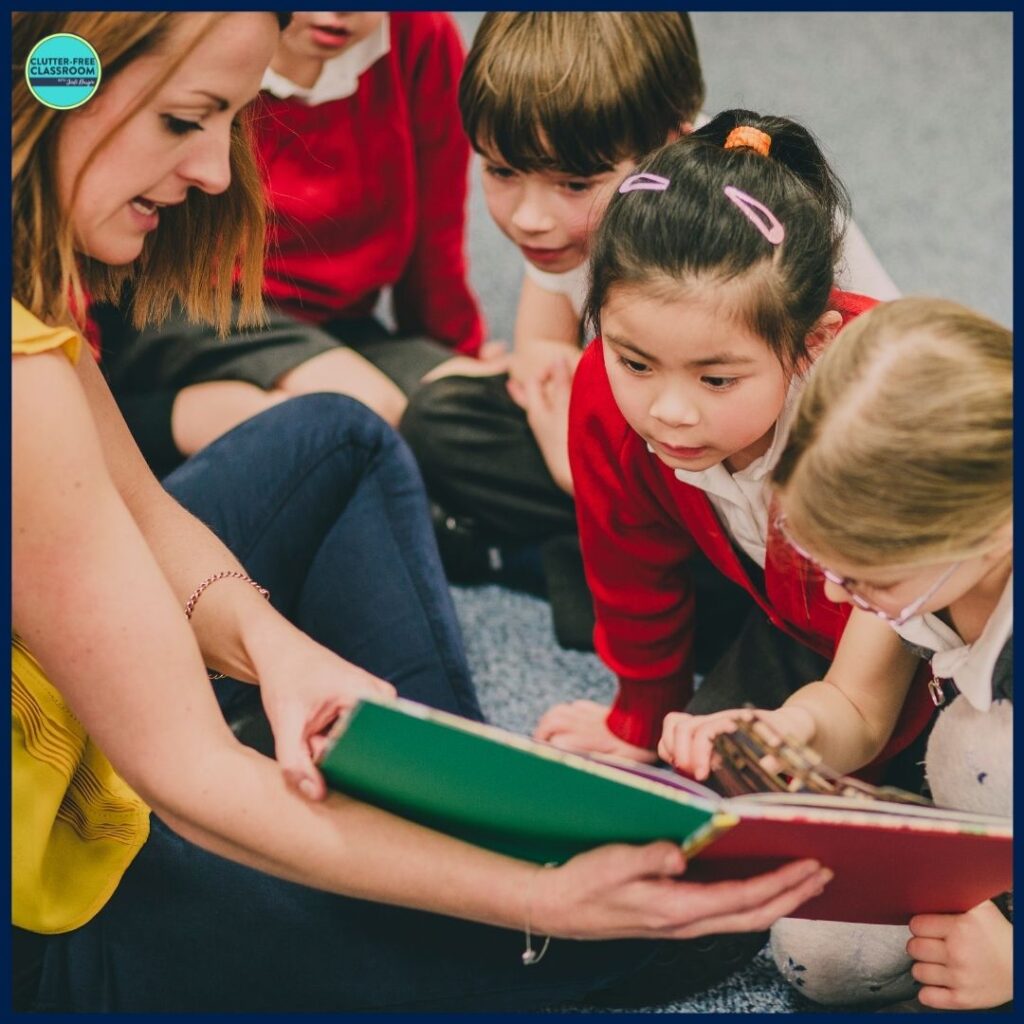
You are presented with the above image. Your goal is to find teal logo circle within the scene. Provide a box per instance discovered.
[26,33,102,110]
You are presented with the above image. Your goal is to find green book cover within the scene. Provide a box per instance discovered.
[318,696,735,864]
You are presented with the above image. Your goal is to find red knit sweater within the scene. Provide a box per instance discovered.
[252,13,484,353]
[569,289,935,768]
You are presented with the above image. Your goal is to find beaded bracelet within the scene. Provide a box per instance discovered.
[184,571,270,680]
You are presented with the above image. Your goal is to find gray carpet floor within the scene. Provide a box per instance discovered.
[439,12,1011,1014]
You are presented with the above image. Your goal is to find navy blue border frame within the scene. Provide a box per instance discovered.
[2,5,1017,1022]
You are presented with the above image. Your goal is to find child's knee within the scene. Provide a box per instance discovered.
[770,917,917,1006]
[171,381,291,455]
[399,376,476,470]
[276,349,407,425]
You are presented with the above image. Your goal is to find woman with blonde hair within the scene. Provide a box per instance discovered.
[662,297,1012,1010]
[11,10,830,1012]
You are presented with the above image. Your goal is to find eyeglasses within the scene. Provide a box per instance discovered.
[775,514,962,627]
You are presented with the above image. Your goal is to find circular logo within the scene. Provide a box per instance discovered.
[25,33,102,110]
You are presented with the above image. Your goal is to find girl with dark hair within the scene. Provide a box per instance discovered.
[535,110,935,786]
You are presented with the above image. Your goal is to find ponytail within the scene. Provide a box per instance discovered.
[586,108,851,369]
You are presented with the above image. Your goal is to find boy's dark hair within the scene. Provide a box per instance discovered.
[585,109,852,369]
[459,12,704,176]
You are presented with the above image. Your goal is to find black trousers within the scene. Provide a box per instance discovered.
[400,371,576,540]
[400,372,755,660]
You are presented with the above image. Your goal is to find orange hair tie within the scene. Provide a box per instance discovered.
[723,125,772,157]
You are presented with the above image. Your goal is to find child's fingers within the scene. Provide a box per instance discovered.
[662,710,732,774]
[657,713,684,764]
[544,729,592,753]
[692,728,714,780]
[916,986,962,1011]
[670,714,706,774]
[505,377,527,408]
[538,704,577,732]
[534,702,579,740]
[688,713,742,779]
[911,962,950,988]
[519,372,545,414]
[909,914,957,939]
[692,724,718,780]
[552,702,611,739]
[551,356,574,387]
[479,339,509,359]
[906,936,948,965]
[703,716,744,779]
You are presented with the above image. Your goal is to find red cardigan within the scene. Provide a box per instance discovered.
[569,289,935,769]
[252,13,484,353]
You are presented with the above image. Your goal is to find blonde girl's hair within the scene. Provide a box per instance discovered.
[11,11,273,334]
[772,297,1012,567]
[460,12,705,176]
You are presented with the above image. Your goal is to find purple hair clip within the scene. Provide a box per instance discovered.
[723,185,785,245]
[618,172,670,194]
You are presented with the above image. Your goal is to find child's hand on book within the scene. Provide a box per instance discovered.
[659,706,816,780]
[908,899,1014,1009]
[533,842,832,940]
[534,699,658,763]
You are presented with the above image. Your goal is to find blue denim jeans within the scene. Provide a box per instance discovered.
[30,395,664,1011]
[164,392,483,722]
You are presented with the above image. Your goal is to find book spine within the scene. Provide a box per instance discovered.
[683,812,739,858]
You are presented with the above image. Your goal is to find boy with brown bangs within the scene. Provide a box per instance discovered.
[400,12,898,654]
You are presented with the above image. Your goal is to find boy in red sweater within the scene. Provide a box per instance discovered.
[534,112,935,787]
[99,12,495,476]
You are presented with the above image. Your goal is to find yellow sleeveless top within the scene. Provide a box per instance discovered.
[12,299,150,933]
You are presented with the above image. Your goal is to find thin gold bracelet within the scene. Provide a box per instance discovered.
[522,861,557,966]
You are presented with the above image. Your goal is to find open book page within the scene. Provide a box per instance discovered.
[726,788,1010,822]
[594,752,1010,831]
[589,754,723,801]
[723,792,1011,831]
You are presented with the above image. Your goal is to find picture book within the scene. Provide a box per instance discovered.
[319,697,1012,925]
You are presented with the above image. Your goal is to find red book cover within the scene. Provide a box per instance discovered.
[683,801,1012,925]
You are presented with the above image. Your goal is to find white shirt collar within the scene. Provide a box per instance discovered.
[642,376,807,568]
[522,258,589,319]
[261,15,390,106]
[894,571,1013,712]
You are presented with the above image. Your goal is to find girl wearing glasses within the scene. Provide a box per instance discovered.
[663,297,1012,1010]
